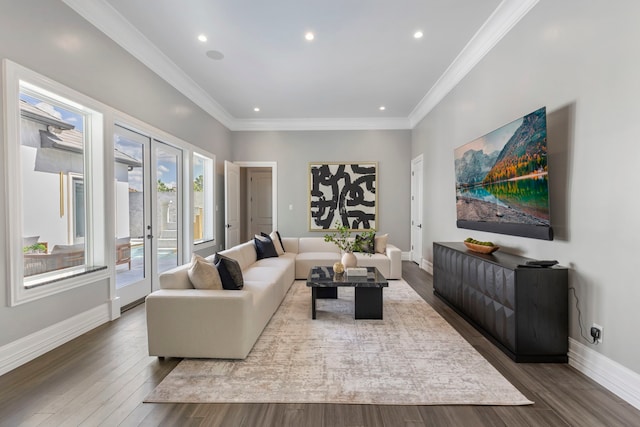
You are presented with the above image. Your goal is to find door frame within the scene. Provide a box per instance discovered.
[411,154,424,267]
[224,161,241,248]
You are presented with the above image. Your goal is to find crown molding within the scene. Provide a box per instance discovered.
[64,0,537,132]
[229,117,411,132]
[408,0,540,128]
[61,0,235,129]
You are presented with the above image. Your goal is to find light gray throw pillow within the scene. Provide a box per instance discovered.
[188,254,223,290]
[375,233,388,254]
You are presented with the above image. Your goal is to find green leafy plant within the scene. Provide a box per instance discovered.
[157,179,175,192]
[324,223,376,254]
[193,174,203,192]
[23,243,47,253]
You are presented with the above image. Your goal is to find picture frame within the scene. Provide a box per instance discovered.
[308,161,377,231]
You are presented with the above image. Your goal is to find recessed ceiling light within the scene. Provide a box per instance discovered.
[305,32,315,41]
[379,106,386,111]
[414,30,424,39]
[198,34,207,42]
[254,107,260,112]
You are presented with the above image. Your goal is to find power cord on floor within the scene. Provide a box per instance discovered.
[569,286,598,344]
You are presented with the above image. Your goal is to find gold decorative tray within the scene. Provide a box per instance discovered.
[464,242,500,254]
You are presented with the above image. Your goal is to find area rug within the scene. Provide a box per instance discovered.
[145,280,533,406]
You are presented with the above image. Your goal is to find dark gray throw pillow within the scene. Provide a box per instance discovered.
[255,233,279,259]
[355,234,376,254]
[214,253,244,290]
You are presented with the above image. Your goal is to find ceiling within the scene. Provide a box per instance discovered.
[62,0,538,130]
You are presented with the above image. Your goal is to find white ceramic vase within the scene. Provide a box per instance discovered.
[341,251,357,268]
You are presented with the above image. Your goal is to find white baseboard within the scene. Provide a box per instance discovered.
[569,337,640,411]
[0,303,111,376]
[412,264,639,410]
[422,259,433,275]
[403,254,433,275]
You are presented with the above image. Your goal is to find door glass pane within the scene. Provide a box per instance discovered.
[193,153,213,243]
[114,126,146,289]
[156,141,180,273]
[19,88,87,279]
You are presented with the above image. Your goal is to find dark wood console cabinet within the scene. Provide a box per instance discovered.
[433,242,568,363]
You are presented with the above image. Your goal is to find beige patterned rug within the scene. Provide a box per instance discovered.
[145,280,533,405]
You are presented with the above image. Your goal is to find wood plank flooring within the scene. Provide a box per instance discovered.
[1,261,638,426]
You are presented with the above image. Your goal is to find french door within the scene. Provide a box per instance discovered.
[114,125,183,306]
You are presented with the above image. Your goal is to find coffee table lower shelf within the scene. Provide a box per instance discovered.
[306,266,388,320]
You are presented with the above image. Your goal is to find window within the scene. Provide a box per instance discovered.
[70,174,85,241]
[4,61,107,305]
[192,152,214,244]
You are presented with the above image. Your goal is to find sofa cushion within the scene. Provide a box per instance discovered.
[220,241,258,271]
[353,252,391,278]
[214,253,244,290]
[188,255,223,290]
[281,237,299,253]
[255,233,279,259]
[295,252,341,279]
[298,237,341,253]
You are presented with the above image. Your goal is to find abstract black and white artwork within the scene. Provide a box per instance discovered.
[308,162,377,231]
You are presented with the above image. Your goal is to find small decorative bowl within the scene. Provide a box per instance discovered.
[464,242,500,254]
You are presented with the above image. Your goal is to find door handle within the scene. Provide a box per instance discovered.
[417,224,422,228]
[226,224,231,228]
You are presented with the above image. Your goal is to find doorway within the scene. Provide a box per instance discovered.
[245,167,273,240]
[225,161,277,248]
[114,124,183,306]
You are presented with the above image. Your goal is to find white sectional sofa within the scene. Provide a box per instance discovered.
[146,236,401,359]
[283,237,402,280]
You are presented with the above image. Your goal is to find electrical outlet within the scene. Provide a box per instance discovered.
[590,323,603,344]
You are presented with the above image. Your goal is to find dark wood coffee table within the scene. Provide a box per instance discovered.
[306,266,389,319]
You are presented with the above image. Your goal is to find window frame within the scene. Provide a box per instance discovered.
[192,151,215,246]
[69,172,86,243]
[3,60,109,306]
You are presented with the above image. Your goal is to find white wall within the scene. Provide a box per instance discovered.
[231,130,412,251]
[412,1,640,374]
[0,0,231,349]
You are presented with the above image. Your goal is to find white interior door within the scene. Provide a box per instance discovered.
[225,161,241,248]
[411,155,424,265]
[248,169,273,237]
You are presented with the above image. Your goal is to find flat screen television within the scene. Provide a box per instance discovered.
[454,107,553,240]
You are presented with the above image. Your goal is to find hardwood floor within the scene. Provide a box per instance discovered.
[1,261,638,426]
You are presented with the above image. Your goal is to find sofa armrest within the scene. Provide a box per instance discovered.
[158,264,192,289]
[145,289,255,359]
[386,244,402,279]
